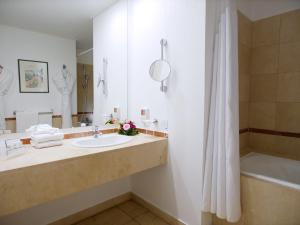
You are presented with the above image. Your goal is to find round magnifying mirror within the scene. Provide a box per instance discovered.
[149,60,171,82]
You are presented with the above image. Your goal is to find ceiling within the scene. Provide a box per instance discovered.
[0,0,118,50]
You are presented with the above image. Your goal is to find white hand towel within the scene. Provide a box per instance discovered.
[31,140,63,149]
[31,132,64,143]
[5,139,22,149]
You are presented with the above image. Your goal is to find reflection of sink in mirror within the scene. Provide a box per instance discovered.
[72,133,133,148]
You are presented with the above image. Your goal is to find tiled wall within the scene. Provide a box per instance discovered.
[248,9,300,160]
[238,12,252,156]
[77,63,94,113]
[238,9,300,160]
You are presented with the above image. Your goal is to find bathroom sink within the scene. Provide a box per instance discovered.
[72,134,133,148]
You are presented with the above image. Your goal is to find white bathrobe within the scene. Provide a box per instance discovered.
[0,68,13,130]
[53,68,75,128]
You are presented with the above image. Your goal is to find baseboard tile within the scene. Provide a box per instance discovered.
[49,192,131,225]
[49,192,184,225]
[131,193,185,225]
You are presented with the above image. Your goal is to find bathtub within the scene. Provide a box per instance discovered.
[225,152,300,225]
[241,152,300,190]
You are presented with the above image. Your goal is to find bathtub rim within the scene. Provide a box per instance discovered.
[240,152,300,191]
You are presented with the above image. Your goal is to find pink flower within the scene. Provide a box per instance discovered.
[123,123,131,131]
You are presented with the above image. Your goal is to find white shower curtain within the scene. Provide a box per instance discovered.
[202,0,241,223]
[0,67,13,130]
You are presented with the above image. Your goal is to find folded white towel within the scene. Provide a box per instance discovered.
[0,139,26,159]
[5,139,23,149]
[31,140,63,149]
[31,132,64,143]
[26,124,59,135]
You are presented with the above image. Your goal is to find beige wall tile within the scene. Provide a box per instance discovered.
[239,102,249,129]
[5,120,16,133]
[277,72,300,102]
[253,16,280,47]
[239,44,251,74]
[238,11,252,48]
[53,117,62,129]
[77,64,94,113]
[240,132,248,149]
[239,73,250,102]
[240,147,252,157]
[250,74,277,102]
[280,9,300,43]
[249,133,276,154]
[251,45,278,74]
[249,103,276,130]
[72,116,79,127]
[273,136,300,160]
[276,102,300,133]
[278,41,300,73]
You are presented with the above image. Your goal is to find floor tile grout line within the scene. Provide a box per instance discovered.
[117,201,150,222]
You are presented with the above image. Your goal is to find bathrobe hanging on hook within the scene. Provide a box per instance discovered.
[53,65,75,128]
[0,65,13,130]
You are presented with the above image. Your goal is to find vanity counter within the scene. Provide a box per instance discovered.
[0,134,168,216]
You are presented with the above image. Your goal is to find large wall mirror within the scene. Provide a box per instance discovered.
[0,0,128,134]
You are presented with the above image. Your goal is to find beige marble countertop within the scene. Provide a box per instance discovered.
[0,133,166,174]
[0,133,168,216]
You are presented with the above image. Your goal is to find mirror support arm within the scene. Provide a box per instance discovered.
[160,39,167,60]
[160,39,168,92]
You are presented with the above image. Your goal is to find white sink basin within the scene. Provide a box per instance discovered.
[72,134,133,148]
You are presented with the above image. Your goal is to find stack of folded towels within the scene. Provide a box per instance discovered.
[26,124,64,149]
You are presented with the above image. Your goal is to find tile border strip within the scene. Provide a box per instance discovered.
[239,128,249,134]
[5,112,93,121]
[239,128,300,138]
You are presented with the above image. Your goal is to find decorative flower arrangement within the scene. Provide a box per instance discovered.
[118,121,139,136]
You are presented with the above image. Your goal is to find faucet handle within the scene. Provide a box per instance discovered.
[94,125,99,132]
[94,125,102,138]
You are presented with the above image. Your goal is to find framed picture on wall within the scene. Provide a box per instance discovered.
[18,59,49,93]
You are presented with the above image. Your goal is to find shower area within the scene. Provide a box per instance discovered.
[239,8,300,160]
[77,63,94,126]
[213,4,300,225]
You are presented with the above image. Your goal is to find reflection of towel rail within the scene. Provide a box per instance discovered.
[38,112,53,115]
[13,110,54,116]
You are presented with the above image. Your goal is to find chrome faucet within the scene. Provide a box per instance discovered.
[94,125,102,138]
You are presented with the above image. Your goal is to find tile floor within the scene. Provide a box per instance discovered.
[74,200,170,225]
